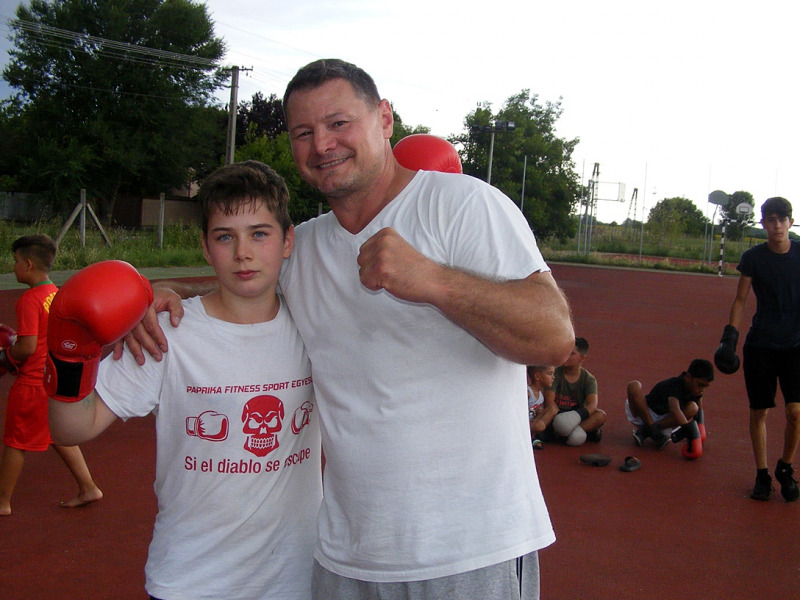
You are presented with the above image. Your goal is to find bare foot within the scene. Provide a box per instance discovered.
[60,487,104,508]
[0,502,10,516]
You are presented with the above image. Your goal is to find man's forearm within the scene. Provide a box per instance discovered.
[152,279,217,299]
[430,269,574,366]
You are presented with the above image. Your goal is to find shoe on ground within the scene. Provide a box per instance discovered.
[750,473,774,501]
[632,426,649,447]
[775,461,800,502]
[649,428,670,450]
[587,428,602,443]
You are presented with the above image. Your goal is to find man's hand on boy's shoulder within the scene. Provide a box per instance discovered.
[112,286,185,365]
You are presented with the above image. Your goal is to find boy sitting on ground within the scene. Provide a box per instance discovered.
[625,358,714,459]
[543,337,606,446]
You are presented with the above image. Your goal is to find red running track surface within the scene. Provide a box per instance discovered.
[1,265,798,599]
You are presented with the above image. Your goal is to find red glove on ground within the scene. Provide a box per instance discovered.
[680,421,703,460]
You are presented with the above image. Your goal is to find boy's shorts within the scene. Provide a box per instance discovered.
[3,382,52,451]
[624,400,672,436]
[743,345,800,410]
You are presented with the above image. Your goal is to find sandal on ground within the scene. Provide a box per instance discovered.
[619,456,641,472]
[579,453,611,466]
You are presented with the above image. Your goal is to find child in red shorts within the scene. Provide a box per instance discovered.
[0,234,102,516]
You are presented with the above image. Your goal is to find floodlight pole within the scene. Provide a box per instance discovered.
[472,120,515,186]
[486,130,496,184]
[639,163,647,262]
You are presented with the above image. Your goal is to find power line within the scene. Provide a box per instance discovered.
[12,18,222,70]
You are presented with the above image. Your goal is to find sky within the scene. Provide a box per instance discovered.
[1,0,798,225]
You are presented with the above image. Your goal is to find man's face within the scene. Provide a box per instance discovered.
[284,78,393,200]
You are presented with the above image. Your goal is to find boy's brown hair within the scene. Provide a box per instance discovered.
[197,161,292,236]
[761,197,792,220]
[12,234,57,273]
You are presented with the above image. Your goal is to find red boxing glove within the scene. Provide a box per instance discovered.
[697,423,707,444]
[682,437,703,460]
[393,134,463,174]
[695,408,707,443]
[0,323,17,349]
[45,261,153,402]
[680,421,703,460]
[0,323,18,376]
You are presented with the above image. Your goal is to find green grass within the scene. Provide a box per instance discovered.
[0,218,759,276]
[0,219,207,272]
[539,223,760,276]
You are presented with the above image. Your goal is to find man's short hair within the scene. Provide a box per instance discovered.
[575,337,589,355]
[11,234,57,272]
[761,197,792,220]
[198,161,292,235]
[687,358,714,382]
[282,58,381,120]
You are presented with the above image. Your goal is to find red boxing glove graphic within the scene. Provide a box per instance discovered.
[291,401,314,434]
[186,411,229,441]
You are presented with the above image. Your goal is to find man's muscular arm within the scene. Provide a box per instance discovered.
[357,227,574,366]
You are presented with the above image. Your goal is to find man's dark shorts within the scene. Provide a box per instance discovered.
[743,345,800,409]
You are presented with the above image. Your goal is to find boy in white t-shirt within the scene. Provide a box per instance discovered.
[527,365,555,448]
[48,161,321,600]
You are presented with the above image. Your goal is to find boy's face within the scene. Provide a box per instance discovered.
[686,376,712,398]
[761,213,793,245]
[203,201,294,300]
[562,347,586,367]
[535,366,556,388]
[12,250,31,284]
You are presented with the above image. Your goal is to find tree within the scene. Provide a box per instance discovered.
[234,131,325,225]
[647,197,708,238]
[720,190,755,241]
[2,0,227,221]
[390,109,429,146]
[453,91,580,240]
[236,91,286,145]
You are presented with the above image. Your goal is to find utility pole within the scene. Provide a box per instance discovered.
[224,66,253,165]
[225,66,240,165]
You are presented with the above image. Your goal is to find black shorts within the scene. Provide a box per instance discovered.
[743,345,800,409]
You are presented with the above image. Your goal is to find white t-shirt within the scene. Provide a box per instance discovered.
[280,170,555,582]
[96,296,321,600]
[528,387,544,419]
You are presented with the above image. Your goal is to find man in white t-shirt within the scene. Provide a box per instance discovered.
[131,60,574,600]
